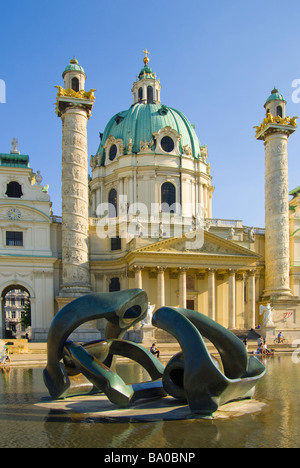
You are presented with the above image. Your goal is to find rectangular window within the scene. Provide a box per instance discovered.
[6,231,23,246]
[111,236,121,251]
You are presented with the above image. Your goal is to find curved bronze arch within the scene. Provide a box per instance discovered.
[43,289,166,403]
[153,306,266,416]
[64,339,166,407]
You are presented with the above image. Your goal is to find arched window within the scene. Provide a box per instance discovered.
[138,87,143,102]
[108,189,118,217]
[277,105,283,117]
[6,181,23,198]
[71,77,79,92]
[161,182,176,213]
[2,286,30,338]
[109,144,117,161]
[147,86,154,103]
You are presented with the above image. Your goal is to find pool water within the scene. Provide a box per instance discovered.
[0,355,299,448]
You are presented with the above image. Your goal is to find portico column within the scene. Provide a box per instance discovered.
[247,270,256,329]
[179,267,188,308]
[237,273,246,328]
[208,269,216,321]
[157,266,166,309]
[133,265,143,289]
[228,269,236,329]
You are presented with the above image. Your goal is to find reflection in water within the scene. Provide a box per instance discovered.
[0,356,300,448]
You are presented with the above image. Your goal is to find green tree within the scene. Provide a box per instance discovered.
[21,300,31,328]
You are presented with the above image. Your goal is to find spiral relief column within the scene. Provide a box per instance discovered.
[60,107,91,296]
[255,89,297,298]
[55,59,95,300]
[264,132,291,297]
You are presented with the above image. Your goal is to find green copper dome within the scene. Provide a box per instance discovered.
[62,58,86,78]
[265,88,286,105]
[96,103,202,165]
[138,65,155,79]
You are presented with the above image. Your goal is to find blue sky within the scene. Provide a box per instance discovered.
[1,0,300,228]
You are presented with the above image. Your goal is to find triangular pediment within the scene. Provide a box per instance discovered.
[134,230,260,259]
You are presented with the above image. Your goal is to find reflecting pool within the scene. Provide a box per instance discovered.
[0,355,299,448]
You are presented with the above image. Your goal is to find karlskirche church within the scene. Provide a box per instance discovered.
[1,51,300,342]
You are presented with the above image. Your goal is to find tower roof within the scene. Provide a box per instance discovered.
[289,186,300,199]
[0,153,29,168]
[138,65,155,80]
[265,88,286,106]
[62,58,86,78]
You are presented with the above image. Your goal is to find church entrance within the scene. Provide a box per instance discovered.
[186,299,195,310]
[1,286,31,339]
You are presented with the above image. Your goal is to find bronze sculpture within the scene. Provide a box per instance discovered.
[44,289,265,416]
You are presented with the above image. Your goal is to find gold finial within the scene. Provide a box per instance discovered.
[70,57,79,64]
[143,49,149,66]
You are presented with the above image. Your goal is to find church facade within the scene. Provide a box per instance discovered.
[1,53,300,342]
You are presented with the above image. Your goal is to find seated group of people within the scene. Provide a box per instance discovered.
[255,336,273,356]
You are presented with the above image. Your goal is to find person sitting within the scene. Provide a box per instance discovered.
[277,331,282,343]
[150,343,160,358]
[0,344,10,364]
[257,336,263,346]
[262,342,273,355]
[5,345,10,363]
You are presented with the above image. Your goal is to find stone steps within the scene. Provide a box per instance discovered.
[154,329,178,343]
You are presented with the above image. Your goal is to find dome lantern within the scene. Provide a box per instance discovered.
[132,49,161,105]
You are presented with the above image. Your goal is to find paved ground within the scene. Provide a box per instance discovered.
[2,338,296,367]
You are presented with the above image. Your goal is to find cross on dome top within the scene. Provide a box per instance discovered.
[143,49,149,66]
